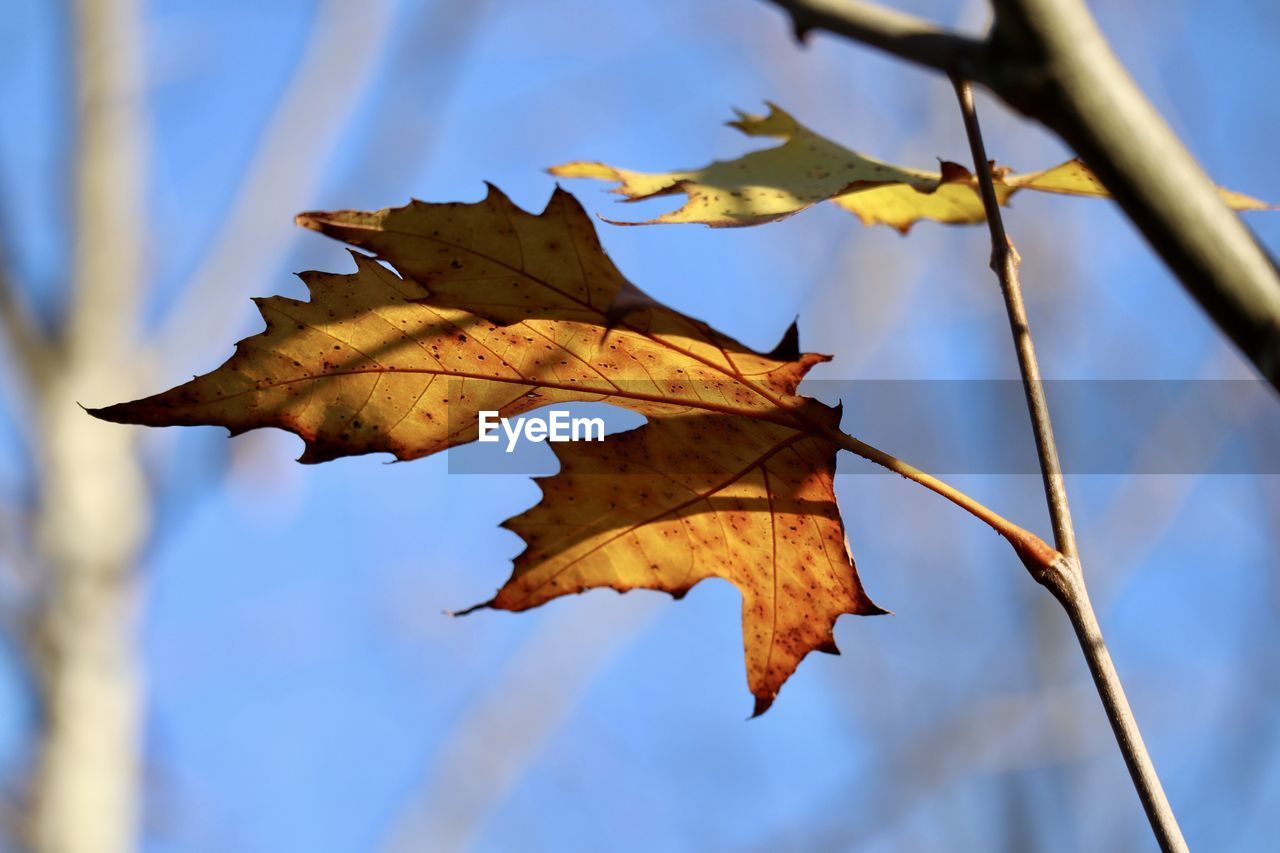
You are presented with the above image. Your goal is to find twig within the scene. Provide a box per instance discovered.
[0,183,54,465]
[0,266,50,464]
[952,76,1188,853]
[827,429,1059,574]
[952,79,1077,561]
[0,245,53,389]
[761,0,1280,391]
[762,0,985,73]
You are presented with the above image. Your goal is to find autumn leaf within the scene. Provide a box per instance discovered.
[92,189,818,461]
[89,187,883,711]
[484,405,882,715]
[549,103,1273,232]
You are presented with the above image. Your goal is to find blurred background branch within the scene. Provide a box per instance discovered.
[386,599,656,852]
[0,260,51,393]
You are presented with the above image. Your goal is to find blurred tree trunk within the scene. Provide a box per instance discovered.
[26,0,148,849]
[11,2,401,846]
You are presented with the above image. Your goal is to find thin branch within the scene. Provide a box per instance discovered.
[953,76,1188,853]
[952,79,1077,561]
[827,428,1059,574]
[761,0,986,73]
[760,0,1280,391]
[0,247,54,389]
[0,183,54,465]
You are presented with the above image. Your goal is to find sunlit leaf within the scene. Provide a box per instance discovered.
[90,187,882,711]
[550,103,1272,232]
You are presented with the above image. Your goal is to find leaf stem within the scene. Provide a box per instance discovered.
[951,75,1188,853]
[827,429,1059,572]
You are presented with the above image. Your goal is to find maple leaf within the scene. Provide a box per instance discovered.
[485,405,883,715]
[89,187,883,711]
[92,190,817,461]
[549,103,1273,232]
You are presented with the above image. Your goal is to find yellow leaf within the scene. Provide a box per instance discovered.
[1004,157,1274,211]
[549,103,1272,231]
[90,187,883,711]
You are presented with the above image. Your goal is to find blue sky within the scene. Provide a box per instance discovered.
[1,1,1279,850]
